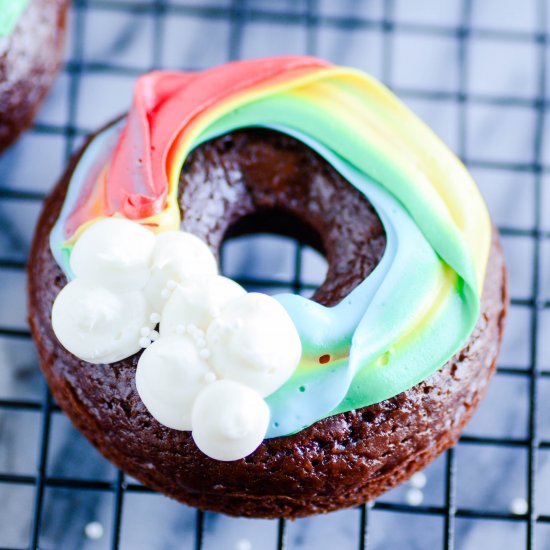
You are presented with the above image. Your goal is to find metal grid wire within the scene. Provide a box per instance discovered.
[0,0,549,548]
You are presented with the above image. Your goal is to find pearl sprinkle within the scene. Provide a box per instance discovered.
[139,336,152,348]
[150,312,161,324]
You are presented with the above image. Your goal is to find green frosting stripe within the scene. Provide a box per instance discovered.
[189,80,486,437]
[0,0,29,36]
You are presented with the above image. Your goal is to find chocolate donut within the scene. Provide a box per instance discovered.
[0,0,68,153]
[28,57,508,518]
[180,129,386,307]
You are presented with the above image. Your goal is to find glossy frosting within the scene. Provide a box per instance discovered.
[50,56,491,440]
[52,218,302,459]
[0,0,29,36]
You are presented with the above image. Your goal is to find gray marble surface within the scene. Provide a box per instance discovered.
[1,0,549,548]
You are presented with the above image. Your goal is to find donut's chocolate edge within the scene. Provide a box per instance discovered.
[28,126,508,520]
[0,0,69,154]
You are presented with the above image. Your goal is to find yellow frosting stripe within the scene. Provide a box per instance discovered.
[158,66,489,295]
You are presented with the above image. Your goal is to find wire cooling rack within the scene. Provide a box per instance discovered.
[0,0,549,548]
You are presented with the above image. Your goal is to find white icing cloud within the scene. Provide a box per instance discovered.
[51,218,302,461]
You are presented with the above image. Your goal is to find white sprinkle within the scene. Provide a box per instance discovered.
[175,324,186,335]
[199,348,211,359]
[139,337,152,348]
[161,288,170,299]
[150,312,161,324]
[84,521,104,540]
[235,539,252,550]
[140,326,151,337]
[410,472,427,489]
[196,338,206,349]
[405,488,424,506]
[149,330,160,341]
[204,372,216,383]
[232,318,243,331]
[188,323,197,334]
[166,279,177,290]
[510,497,528,515]
[190,329,205,342]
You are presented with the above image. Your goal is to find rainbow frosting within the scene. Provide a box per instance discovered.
[50,56,491,438]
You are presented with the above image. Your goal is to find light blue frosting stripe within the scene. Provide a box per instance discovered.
[0,0,29,36]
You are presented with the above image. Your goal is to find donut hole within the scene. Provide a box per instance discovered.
[179,128,386,306]
[221,207,328,298]
[224,207,325,253]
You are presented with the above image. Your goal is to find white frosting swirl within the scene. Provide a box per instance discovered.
[52,217,303,460]
[207,293,302,397]
[70,218,155,292]
[191,380,269,461]
[51,278,149,364]
[160,275,245,335]
[144,231,218,311]
[135,335,212,430]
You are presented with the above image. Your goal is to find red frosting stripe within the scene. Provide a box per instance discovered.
[66,56,330,232]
